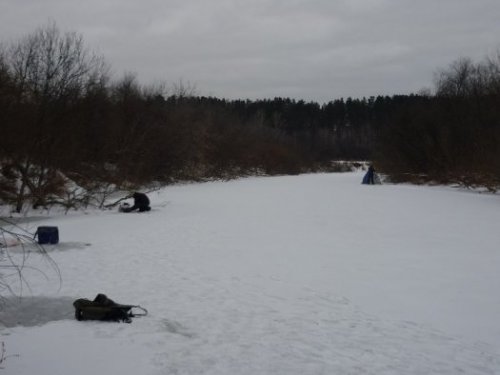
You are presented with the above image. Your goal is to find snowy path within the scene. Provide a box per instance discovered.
[1,172,499,374]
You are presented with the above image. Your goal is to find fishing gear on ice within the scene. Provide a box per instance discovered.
[73,294,148,323]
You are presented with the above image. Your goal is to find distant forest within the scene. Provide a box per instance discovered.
[1,23,499,212]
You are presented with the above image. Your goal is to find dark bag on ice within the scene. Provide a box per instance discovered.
[73,294,147,323]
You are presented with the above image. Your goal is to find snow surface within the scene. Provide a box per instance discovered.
[1,172,499,374]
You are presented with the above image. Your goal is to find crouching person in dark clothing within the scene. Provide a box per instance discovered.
[120,192,151,212]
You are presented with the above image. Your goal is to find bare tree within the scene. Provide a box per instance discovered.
[434,58,476,97]
[1,22,108,212]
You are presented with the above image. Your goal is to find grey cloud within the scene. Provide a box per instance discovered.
[1,0,499,102]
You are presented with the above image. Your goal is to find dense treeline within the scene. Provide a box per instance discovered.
[1,24,499,212]
[374,57,500,190]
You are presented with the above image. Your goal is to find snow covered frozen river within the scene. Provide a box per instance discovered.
[1,172,499,374]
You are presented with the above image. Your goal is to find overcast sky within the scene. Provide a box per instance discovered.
[1,0,500,102]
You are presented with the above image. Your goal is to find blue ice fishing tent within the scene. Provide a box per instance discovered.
[362,171,371,184]
[362,167,381,185]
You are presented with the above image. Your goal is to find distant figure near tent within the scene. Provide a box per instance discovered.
[362,165,380,185]
[120,192,151,212]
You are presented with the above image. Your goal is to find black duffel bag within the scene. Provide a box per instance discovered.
[73,294,147,323]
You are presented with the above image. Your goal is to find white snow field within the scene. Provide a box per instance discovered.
[1,172,500,374]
